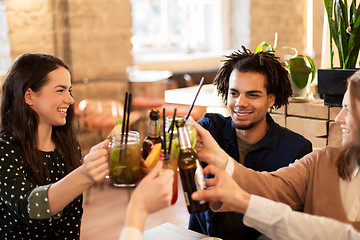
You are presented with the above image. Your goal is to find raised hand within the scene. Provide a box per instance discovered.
[192,164,250,213]
[82,139,110,182]
[123,161,173,233]
[48,139,110,215]
[192,120,229,170]
[131,161,173,214]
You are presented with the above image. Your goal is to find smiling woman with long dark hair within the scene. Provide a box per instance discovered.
[0,53,109,239]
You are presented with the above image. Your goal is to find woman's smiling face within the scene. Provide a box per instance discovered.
[25,66,74,127]
[335,91,357,147]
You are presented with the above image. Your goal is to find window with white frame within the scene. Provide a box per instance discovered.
[130,0,228,54]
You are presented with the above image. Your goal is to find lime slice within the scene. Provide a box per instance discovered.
[111,124,123,136]
[112,165,126,175]
[111,149,120,163]
[107,123,123,138]
[132,166,140,172]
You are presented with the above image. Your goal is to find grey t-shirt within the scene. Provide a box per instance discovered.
[237,137,258,165]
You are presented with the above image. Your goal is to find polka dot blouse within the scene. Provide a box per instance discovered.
[0,135,83,239]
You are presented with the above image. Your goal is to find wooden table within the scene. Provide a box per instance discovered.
[144,222,211,240]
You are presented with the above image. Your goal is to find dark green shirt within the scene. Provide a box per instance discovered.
[0,134,83,239]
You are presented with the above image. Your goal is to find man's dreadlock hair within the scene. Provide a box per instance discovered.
[214,46,292,109]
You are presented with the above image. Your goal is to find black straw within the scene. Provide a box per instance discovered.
[163,108,167,156]
[118,92,130,164]
[120,92,128,145]
[168,109,177,155]
[185,77,205,120]
[125,93,132,144]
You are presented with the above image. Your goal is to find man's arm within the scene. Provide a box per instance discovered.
[244,195,360,240]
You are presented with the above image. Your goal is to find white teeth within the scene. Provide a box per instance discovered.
[342,129,350,134]
[235,112,250,116]
[58,108,67,113]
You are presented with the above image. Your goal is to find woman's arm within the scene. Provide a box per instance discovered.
[244,195,360,240]
[48,139,109,215]
[119,161,173,240]
[124,161,173,230]
[192,164,251,212]
[193,166,360,240]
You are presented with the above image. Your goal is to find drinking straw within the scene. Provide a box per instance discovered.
[125,93,132,144]
[168,109,177,155]
[118,92,129,164]
[185,77,205,120]
[120,92,128,146]
[163,108,167,156]
[167,118,174,134]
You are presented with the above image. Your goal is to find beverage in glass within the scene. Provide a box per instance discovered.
[165,115,197,160]
[108,131,141,187]
[163,152,178,205]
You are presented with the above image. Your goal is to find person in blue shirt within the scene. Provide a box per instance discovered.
[189,46,313,240]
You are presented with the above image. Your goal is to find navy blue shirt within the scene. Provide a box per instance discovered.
[189,113,312,240]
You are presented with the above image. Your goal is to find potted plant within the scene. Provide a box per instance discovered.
[317,0,360,107]
[288,55,316,98]
[256,37,316,99]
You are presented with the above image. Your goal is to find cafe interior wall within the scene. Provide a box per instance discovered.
[1,0,321,102]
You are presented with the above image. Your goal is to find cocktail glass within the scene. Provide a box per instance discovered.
[163,152,178,205]
[108,131,141,187]
[165,115,197,160]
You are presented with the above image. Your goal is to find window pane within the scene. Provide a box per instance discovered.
[131,0,224,53]
[131,0,162,50]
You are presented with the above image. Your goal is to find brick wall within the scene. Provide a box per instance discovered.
[4,0,133,82]
[68,0,133,81]
[248,0,307,54]
[4,0,55,57]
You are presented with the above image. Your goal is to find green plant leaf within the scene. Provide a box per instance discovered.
[303,55,316,84]
[346,13,360,68]
[343,0,349,25]
[350,0,358,25]
[324,0,335,68]
[289,57,312,90]
[255,42,274,53]
[324,0,334,19]
[334,0,348,68]
[324,0,360,69]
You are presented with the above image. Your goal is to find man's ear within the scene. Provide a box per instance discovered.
[24,88,34,106]
[268,94,275,108]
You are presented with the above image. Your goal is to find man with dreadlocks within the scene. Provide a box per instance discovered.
[189,46,312,240]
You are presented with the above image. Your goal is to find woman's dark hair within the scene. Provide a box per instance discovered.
[337,71,360,180]
[214,46,292,109]
[1,53,81,185]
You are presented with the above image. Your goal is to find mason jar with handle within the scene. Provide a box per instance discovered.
[108,131,141,187]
